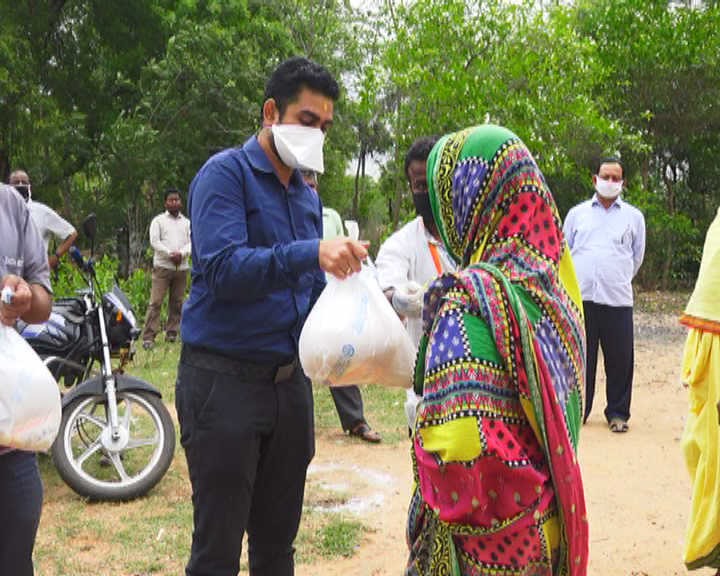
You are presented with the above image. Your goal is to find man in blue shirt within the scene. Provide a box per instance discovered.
[563,157,646,433]
[176,57,367,576]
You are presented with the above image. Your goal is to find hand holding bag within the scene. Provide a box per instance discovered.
[0,324,62,451]
[299,264,416,388]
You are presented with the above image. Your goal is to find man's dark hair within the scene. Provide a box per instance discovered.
[596,156,624,179]
[164,188,180,200]
[404,136,440,182]
[262,57,340,122]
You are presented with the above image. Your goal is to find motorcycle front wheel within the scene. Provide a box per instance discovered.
[51,390,176,501]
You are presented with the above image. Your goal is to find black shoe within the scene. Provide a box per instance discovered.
[142,340,155,350]
[165,332,177,343]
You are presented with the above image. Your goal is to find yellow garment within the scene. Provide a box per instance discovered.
[559,241,584,317]
[418,416,482,462]
[681,328,720,569]
[685,208,720,325]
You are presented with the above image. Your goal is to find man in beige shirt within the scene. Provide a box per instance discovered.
[142,188,191,348]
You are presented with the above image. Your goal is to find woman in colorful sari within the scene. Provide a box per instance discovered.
[405,125,589,575]
[680,207,720,572]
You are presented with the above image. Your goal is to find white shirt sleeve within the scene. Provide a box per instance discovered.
[30,202,76,250]
[562,208,576,250]
[376,229,412,291]
[180,219,192,258]
[149,216,172,258]
[632,210,646,277]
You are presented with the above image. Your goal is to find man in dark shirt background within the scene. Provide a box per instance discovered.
[176,57,367,576]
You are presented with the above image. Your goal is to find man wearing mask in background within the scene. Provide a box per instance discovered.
[301,169,381,443]
[564,157,646,433]
[142,188,191,349]
[376,136,457,430]
[376,136,456,346]
[8,170,77,271]
[176,57,367,576]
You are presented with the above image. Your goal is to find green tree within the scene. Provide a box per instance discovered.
[573,0,720,287]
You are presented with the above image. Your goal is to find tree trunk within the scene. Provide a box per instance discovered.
[352,143,366,219]
[660,161,677,290]
[391,144,404,230]
[640,156,650,190]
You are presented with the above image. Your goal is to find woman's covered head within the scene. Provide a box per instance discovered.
[427,125,563,272]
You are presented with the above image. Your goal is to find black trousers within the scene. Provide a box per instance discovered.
[0,450,43,576]
[583,301,635,423]
[176,345,314,576]
[329,386,365,431]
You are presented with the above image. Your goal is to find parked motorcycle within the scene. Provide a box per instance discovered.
[18,214,175,501]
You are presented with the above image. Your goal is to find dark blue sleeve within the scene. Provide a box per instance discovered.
[309,197,327,310]
[190,160,320,301]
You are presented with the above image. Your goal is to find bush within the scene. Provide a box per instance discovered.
[628,186,700,290]
[53,255,153,319]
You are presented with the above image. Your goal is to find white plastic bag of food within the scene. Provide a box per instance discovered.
[0,324,62,451]
[300,265,416,388]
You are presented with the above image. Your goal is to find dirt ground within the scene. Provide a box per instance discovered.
[297,310,706,576]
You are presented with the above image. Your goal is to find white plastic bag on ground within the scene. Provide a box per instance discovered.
[0,324,62,451]
[300,265,416,388]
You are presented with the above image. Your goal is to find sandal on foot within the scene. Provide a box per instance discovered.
[349,423,381,443]
[609,418,628,433]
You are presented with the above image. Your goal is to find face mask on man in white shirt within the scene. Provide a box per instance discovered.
[595,177,623,200]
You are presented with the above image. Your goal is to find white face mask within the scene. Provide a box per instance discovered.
[271,124,325,173]
[595,177,623,199]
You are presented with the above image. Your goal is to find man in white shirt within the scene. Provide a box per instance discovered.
[376,137,457,431]
[376,136,456,347]
[142,188,191,348]
[8,170,77,270]
[563,157,646,433]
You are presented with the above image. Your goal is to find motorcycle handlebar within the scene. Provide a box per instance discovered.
[69,246,85,269]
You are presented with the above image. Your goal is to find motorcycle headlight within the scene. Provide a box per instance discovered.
[104,293,136,352]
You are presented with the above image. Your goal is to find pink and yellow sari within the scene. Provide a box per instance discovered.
[406,125,589,575]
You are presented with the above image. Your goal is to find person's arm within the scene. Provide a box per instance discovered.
[41,208,77,269]
[0,276,51,325]
[376,231,412,305]
[1,208,52,325]
[562,208,576,250]
[309,204,327,311]
[149,217,172,260]
[48,230,77,269]
[191,161,364,301]
[179,219,192,259]
[632,211,646,277]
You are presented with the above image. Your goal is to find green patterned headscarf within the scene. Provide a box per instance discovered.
[407,124,589,575]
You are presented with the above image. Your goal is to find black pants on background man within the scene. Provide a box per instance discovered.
[176,345,314,576]
[582,301,634,423]
[330,386,364,431]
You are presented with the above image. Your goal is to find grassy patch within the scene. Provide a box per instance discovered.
[36,342,401,573]
[313,383,409,444]
[634,290,692,315]
[317,518,364,558]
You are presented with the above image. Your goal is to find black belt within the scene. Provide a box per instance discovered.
[181,344,299,384]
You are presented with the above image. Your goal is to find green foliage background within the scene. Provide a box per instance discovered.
[2,0,719,288]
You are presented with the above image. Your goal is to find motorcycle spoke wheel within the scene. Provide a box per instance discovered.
[52,390,175,501]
